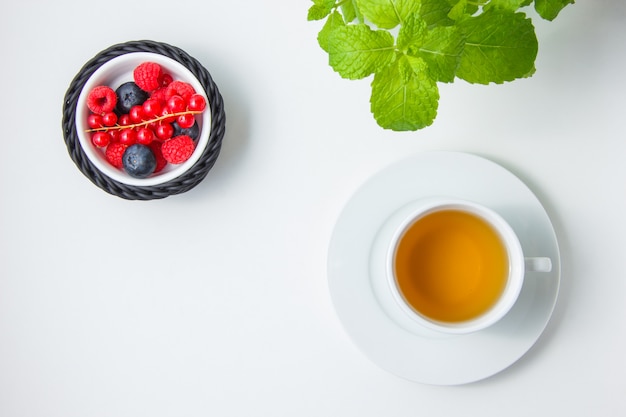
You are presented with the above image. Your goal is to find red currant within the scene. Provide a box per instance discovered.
[160,107,177,124]
[167,95,187,113]
[136,127,155,145]
[119,129,137,146]
[91,131,110,148]
[142,98,162,119]
[187,94,206,112]
[108,129,121,143]
[147,121,159,132]
[88,113,103,129]
[177,113,195,129]
[129,105,145,123]
[160,73,173,87]
[118,114,132,126]
[155,123,174,140]
[102,112,118,127]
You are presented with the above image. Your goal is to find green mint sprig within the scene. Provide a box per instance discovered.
[308,0,574,131]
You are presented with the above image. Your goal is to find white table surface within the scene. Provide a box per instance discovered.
[1,1,625,416]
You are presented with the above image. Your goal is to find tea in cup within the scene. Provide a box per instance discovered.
[384,198,551,334]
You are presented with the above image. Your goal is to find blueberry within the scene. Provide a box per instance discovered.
[172,120,200,141]
[122,144,157,178]
[115,82,149,115]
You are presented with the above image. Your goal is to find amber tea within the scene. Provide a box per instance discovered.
[393,209,509,323]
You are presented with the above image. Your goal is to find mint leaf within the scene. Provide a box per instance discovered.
[456,9,538,84]
[446,0,479,21]
[318,11,345,52]
[416,26,464,83]
[308,0,573,131]
[327,24,396,80]
[307,0,336,21]
[484,0,532,12]
[371,55,439,131]
[398,14,464,83]
[419,0,455,27]
[355,0,421,29]
[396,13,428,51]
[341,0,363,23]
[447,0,469,21]
[535,0,575,21]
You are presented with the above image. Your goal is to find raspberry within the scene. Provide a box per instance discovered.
[165,81,196,101]
[150,87,168,105]
[161,135,195,164]
[105,142,128,169]
[133,62,163,92]
[87,86,117,114]
[148,141,168,173]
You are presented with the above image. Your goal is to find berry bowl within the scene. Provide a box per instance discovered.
[62,40,225,200]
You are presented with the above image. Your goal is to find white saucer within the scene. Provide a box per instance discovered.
[327,151,561,385]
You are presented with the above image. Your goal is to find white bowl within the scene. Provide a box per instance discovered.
[75,52,212,186]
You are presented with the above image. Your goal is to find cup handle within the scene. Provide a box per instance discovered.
[525,257,552,273]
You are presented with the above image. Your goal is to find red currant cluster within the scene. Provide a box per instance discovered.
[85,61,207,175]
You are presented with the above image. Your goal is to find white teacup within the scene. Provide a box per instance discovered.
[373,198,552,335]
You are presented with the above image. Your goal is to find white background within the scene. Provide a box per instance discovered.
[1,0,625,416]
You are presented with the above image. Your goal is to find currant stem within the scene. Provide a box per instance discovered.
[86,110,203,133]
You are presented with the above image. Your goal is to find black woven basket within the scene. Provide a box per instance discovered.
[62,40,226,200]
